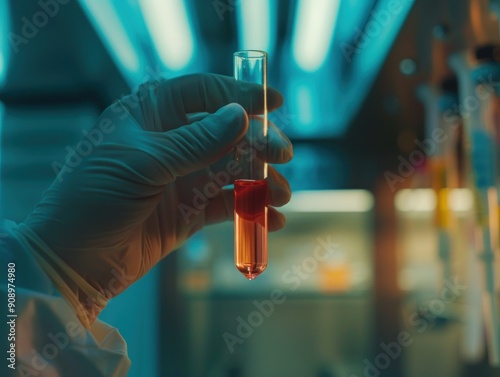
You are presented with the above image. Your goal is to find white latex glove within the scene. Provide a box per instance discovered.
[21,73,293,325]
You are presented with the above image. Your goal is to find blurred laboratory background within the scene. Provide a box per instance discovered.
[2,0,500,376]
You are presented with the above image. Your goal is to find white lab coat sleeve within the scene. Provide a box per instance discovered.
[0,220,131,377]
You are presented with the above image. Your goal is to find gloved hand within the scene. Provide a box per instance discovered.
[21,73,293,326]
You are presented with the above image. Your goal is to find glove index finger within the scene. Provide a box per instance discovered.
[167,73,283,116]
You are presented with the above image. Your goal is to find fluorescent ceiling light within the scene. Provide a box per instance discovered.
[79,1,140,75]
[284,190,374,213]
[140,0,195,70]
[292,0,341,72]
[236,0,274,54]
[0,1,10,86]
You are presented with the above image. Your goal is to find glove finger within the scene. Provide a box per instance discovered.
[210,153,290,194]
[261,118,293,163]
[158,73,283,127]
[207,117,293,178]
[194,167,291,224]
[239,117,293,164]
[149,103,248,182]
[268,207,287,231]
[190,115,293,166]
[267,166,292,207]
[202,188,287,231]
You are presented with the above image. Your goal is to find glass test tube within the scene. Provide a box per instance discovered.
[233,50,268,280]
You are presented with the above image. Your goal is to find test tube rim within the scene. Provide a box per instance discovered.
[233,50,267,60]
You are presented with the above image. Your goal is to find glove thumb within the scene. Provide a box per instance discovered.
[158,103,248,178]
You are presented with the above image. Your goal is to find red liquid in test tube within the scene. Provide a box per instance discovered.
[234,179,268,280]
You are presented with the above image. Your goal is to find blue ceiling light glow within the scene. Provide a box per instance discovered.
[287,70,339,138]
[296,85,314,126]
[353,0,415,77]
[79,0,141,85]
[343,0,415,122]
[285,0,414,139]
[139,0,195,71]
[236,0,277,55]
[335,0,376,43]
[292,0,341,72]
[285,0,342,138]
[0,1,11,87]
